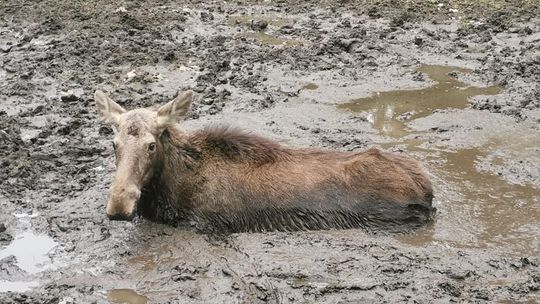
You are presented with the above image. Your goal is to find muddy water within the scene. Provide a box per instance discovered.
[0,231,57,292]
[0,281,40,293]
[398,141,540,255]
[339,65,540,255]
[302,83,319,90]
[0,231,57,274]
[107,289,148,304]
[238,32,301,46]
[338,65,502,137]
[227,15,294,28]
[228,14,301,46]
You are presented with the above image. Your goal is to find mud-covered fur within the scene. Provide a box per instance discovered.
[95,89,434,232]
[138,126,434,232]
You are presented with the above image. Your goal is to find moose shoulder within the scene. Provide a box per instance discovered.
[95,90,434,232]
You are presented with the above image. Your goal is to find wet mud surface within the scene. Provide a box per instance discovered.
[1,0,539,303]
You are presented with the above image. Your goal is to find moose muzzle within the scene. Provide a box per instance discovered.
[106,184,141,221]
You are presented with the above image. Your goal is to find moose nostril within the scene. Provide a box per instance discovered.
[107,185,140,221]
[107,213,123,221]
[107,212,135,221]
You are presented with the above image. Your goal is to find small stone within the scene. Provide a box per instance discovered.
[279,25,294,34]
[250,20,268,31]
[126,70,137,79]
[208,105,220,115]
[519,26,533,35]
[447,71,459,79]
[60,90,78,102]
[200,98,214,105]
[0,43,13,53]
[474,289,492,300]
[412,71,425,81]
[164,52,176,62]
[200,12,214,22]
[192,84,207,93]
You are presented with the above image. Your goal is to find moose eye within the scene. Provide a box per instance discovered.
[148,143,156,152]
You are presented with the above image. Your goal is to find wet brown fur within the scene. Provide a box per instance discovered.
[138,125,434,232]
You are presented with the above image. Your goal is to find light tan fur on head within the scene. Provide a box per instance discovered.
[94,90,193,220]
[94,90,126,125]
[157,90,193,132]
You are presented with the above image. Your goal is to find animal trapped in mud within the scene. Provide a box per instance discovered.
[95,90,434,232]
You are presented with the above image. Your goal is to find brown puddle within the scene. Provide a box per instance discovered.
[338,65,502,137]
[127,242,176,272]
[398,140,540,255]
[302,83,319,90]
[339,65,540,255]
[107,289,148,304]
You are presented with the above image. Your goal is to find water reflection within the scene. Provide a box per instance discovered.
[338,65,501,137]
[0,231,57,274]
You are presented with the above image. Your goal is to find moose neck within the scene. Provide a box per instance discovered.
[137,127,201,224]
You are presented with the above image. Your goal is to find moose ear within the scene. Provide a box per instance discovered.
[156,90,193,130]
[94,90,126,126]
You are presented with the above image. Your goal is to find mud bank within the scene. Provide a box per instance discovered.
[1,0,539,303]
